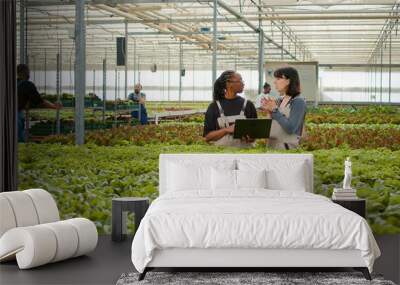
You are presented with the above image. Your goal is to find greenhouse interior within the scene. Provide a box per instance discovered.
[0,0,399,284]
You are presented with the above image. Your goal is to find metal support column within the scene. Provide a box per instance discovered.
[124,20,128,99]
[137,57,141,83]
[258,30,264,94]
[56,40,62,135]
[114,68,117,125]
[380,43,383,103]
[102,58,106,122]
[59,40,62,96]
[117,71,120,99]
[192,55,195,102]
[281,26,283,60]
[212,0,217,84]
[44,49,47,94]
[370,63,373,101]
[93,69,95,95]
[315,62,319,107]
[162,61,165,100]
[374,54,377,101]
[389,27,392,103]
[74,0,86,145]
[257,4,264,95]
[20,0,27,64]
[56,53,60,134]
[167,47,170,101]
[133,38,136,84]
[69,54,73,92]
[179,40,183,104]
[368,65,372,101]
[32,56,35,82]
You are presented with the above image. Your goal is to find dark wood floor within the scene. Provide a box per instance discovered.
[1,234,398,285]
[0,235,134,285]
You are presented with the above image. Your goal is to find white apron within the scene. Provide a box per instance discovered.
[268,101,303,150]
[213,99,254,148]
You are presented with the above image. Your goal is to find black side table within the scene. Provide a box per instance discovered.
[332,198,366,218]
[112,197,150,242]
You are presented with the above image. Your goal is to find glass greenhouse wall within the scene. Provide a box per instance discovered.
[29,67,400,103]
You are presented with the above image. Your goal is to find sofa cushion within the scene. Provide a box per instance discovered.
[0,218,98,269]
[24,189,60,224]
[0,191,39,228]
[0,196,17,237]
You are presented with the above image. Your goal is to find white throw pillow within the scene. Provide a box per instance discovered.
[211,168,237,190]
[238,159,307,191]
[166,160,236,192]
[266,165,306,191]
[236,169,267,189]
[167,163,211,191]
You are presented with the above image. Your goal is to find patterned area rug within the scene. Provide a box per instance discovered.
[116,271,396,285]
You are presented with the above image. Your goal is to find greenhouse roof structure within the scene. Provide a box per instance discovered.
[19,0,400,70]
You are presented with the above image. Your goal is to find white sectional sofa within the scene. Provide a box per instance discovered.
[0,189,98,269]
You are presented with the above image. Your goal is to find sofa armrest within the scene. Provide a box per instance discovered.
[0,218,98,269]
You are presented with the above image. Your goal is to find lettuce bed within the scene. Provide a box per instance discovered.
[40,123,400,151]
[18,144,400,235]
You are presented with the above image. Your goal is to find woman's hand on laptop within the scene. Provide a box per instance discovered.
[241,135,255,143]
[226,124,235,134]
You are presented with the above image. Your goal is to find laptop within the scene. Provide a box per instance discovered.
[233,119,272,139]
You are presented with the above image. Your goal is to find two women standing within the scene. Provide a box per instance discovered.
[203,67,306,149]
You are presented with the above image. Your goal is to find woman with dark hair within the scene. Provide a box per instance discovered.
[261,66,306,149]
[203,70,257,147]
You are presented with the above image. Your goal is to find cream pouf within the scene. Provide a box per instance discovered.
[0,189,98,269]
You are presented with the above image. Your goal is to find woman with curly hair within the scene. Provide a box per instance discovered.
[203,70,257,147]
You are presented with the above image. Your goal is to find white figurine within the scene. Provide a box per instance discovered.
[343,157,352,190]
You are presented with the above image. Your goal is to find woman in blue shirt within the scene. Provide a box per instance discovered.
[261,67,306,150]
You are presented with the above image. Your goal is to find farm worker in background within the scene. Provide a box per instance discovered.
[128,83,148,125]
[254,82,271,109]
[17,64,62,142]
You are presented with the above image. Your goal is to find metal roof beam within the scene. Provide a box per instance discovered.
[216,0,297,60]
[368,2,399,62]
[26,0,207,7]
[24,15,398,27]
[320,63,400,68]
[127,30,256,35]
[261,3,396,7]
